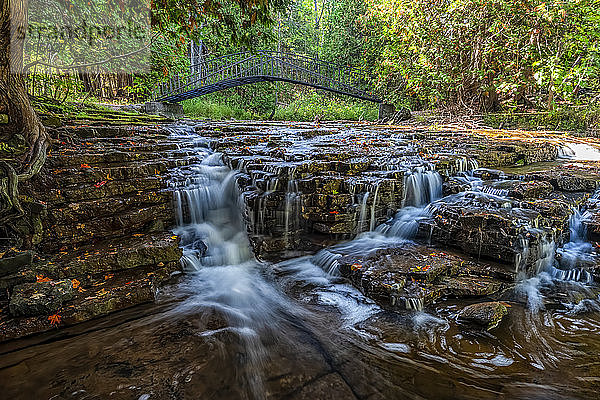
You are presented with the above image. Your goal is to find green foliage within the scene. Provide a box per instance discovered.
[362,0,600,111]
[183,99,258,120]
[273,92,378,121]
[152,0,288,46]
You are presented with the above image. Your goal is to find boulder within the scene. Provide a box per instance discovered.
[338,245,510,311]
[457,301,508,330]
[418,192,569,274]
[525,169,600,192]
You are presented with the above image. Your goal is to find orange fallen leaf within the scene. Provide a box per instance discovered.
[48,314,62,326]
[36,275,51,283]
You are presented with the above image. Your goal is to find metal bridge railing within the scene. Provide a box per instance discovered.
[153,51,380,103]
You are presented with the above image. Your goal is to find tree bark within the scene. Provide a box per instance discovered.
[0,0,50,228]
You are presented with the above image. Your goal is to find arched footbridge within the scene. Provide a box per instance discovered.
[153,51,382,104]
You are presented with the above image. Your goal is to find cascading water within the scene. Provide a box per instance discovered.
[558,142,600,161]
[283,167,301,247]
[369,183,380,231]
[551,207,596,283]
[402,166,443,208]
[172,151,253,269]
[376,166,443,240]
[357,191,369,234]
[169,126,298,399]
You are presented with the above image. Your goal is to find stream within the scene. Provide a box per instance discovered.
[1,123,600,399]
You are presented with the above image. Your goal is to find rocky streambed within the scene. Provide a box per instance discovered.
[1,120,600,399]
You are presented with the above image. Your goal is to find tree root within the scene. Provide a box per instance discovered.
[0,160,24,225]
[0,121,49,228]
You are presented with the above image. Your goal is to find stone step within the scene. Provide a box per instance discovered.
[53,125,169,139]
[46,161,170,186]
[48,150,169,168]
[42,203,174,251]
[35,177,165,205]
[45,192,172,225]
[36,232,181,279]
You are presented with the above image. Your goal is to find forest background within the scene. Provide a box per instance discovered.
[23,0,600,129]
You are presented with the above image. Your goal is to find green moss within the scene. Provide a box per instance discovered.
[32,97,170,126]
[487,303,508,331]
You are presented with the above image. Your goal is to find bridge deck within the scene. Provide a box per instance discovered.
[154,51,381,103]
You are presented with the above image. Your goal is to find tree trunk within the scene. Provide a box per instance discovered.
[0,0,50,229]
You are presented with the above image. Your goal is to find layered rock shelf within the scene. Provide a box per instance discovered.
[190,123,560,258]
[0,125,184,340]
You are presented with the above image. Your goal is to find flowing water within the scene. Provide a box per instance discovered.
[1,124,600,400]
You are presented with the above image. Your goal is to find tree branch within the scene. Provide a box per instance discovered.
[23,37,156,72]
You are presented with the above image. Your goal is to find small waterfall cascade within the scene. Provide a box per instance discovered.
[169,126,303,399]
[452,157,479,175]
[356,191,370,234]
[552,206,596,283]
[172,150,253,269]
[311,249,343,276]
[402,166,443,208]
[514,228,556,277]
[479,185,510,197]
[283,167,301,246]
[369,183,381,231]
[558,142,600,161]
[376,166,443,240]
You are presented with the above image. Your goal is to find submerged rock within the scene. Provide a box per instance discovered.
[457,301,508,330]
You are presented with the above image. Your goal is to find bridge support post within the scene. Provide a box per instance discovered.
[378,103,396,121]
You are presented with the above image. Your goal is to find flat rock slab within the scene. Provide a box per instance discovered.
[0,251,33,277]
[9,280,74,317]
[338,245,511,311]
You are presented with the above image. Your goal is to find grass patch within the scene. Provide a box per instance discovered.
[182,98,259,120]
[273,92,378,121]
[182,89,379,121]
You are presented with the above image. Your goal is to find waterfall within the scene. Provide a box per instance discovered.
[357,192,369,234]
[453,157,479,175]
[283,168,301,247]
[169,126,305,400]
[173,158,253,269]
[554,207,595,282]
[311,249,342,276]
[402,166,443,208]
[375,166,443,239]
[558,143,600,161]
[369,183,380,231]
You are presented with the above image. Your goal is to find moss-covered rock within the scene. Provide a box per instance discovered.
[457,301,508,330]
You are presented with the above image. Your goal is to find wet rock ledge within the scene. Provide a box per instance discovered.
[0,125,183,341]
